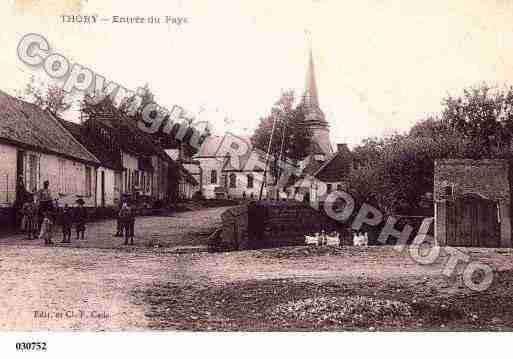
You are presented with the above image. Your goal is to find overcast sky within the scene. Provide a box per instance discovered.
[2,0,513,147]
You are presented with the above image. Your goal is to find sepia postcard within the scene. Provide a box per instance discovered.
[1,0,512,357]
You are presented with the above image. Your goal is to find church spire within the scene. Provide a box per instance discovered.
[303,46,319,108]
[301,31,332,154]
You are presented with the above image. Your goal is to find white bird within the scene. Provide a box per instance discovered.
[305,233,320,246]
[353,232,369,247]
[326,232,340,246]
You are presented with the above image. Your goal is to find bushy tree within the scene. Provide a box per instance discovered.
[441,84,513,157]
[348,125,471,215]
[251,91,311,179]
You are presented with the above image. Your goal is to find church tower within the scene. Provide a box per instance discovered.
[301,46,333,155]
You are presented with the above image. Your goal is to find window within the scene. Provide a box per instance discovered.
[327,183,332,193]
[134,170,140,188]
[229,173,236,188]
[211,170,217,184]
[85,166,92,197]
[58,159,65,194]
[336,184,343,191]
[247,174,254,188]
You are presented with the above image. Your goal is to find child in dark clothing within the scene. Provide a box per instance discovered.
[118,202,135,245]
[21,195,37,240]
[114,200,123,237]
[60,204,72,243]
[75,198,87,241]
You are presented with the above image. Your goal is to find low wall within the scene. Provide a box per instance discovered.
[221,200,345,250]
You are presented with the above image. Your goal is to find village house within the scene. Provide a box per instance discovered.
[177,166,199,200]
[0,90,101,214]
[289,143,352,203]
[75,97,181,206]
[165,148,200,201]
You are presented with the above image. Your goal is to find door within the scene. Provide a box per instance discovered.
[16,150,25,203]
[447,194,500,247]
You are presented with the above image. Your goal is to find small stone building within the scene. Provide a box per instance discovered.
[434,159,512,248]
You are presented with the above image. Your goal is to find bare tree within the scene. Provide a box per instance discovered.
[20,76,73,115]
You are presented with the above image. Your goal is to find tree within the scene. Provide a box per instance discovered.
[348,126,471,215]
[251,91,311,178]
[441,84,513,157]
[20,76,72,115]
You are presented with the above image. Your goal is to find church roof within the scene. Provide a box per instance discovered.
[195,135,229,157]
[301,48,328,128]
[303,49,320,108]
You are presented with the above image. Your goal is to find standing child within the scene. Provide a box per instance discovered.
[21,195,37,240]
[114,199,123,237]
[74,198,87,241]
[118,202,133,245]
[128,202,136,245]
[60,204,72,243]
[39,210,54,245]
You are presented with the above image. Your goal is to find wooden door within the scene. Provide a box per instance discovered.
[447,194,500,247]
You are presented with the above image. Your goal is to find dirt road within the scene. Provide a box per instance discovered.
[0,206,230,249]
[1,242,512,330]
[2,206,513,330]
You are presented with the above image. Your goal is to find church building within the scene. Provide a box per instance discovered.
[287,47,353,204]
[190,46,352,201]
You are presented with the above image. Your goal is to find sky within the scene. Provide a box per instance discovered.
[2,0,513,148]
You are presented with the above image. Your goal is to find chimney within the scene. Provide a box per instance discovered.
[337,143,349,153]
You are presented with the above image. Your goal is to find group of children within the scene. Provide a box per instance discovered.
[20,197,88,245]
[21,195,136,245]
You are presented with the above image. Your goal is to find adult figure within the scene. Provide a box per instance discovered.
[37,180,54,228]
[15,175,28,229]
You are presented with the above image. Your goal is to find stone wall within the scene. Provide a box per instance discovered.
[0,143,17,206]
[221,200,343,250]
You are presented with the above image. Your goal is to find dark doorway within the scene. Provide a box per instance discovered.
[16,150,25,202]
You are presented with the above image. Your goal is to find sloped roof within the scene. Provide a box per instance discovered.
[222,146,268,172]
[313,145,352,182]
[82,97,175,166]
[305,141,325,156]
[195,135,229,157]
[59,119,123,170]
[0,90,99,164]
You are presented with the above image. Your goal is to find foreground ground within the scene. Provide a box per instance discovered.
[1,244,512,330]
[1,207,513,331]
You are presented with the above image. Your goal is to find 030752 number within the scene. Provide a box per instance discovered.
[15,342,47,351]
